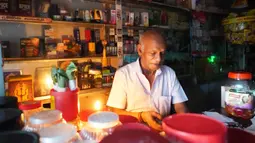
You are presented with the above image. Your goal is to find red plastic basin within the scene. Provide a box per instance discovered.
[228,128,255,143]
[163,113,227,143]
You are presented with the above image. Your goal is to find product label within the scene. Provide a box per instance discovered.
[225,91,254,109]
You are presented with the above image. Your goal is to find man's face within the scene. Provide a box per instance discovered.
[139,40,166,72]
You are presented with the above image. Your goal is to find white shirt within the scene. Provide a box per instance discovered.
[107,59,188,116]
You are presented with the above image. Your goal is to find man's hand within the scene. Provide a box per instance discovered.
[141,111,162,131]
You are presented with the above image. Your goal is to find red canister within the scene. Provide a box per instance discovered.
[162,113,227,143]
[50,89,79,121]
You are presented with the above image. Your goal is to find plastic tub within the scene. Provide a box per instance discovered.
[119,115,138,124]
[162,113,227,143]
[38,123,81,143]
[114,123,151,132]
[80,111,121,142]
[51,89,79,121]
[0,96,18,109]
[228,128,255,143]
[19,101,42,123]
[0,131,39,143]
[100,130,169,143]
[0,108,23,132]
[23,110,66,132]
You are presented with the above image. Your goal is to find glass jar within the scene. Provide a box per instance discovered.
[225,72,255,119]
[19,101,42,123]
[23,110,66,132]
[38,123,82,143]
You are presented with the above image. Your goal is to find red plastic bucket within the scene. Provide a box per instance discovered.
[228,128,255,143]
[50,89,79,121]
[100,130,169,143]
[114,123,151,133]
[162,113,227,143]
[119,115,139,124]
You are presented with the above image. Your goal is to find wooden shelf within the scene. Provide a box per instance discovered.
[4,56,118,62]
[194,9,229,15]
[0,15,115,28]
[123,25,189,31]
[135,0,190,12]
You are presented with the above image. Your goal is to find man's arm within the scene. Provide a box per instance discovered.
[171,71,189,113]
[174,102,188,113]
[109,107,163,131]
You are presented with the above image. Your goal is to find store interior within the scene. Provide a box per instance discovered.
[0,0,255,142]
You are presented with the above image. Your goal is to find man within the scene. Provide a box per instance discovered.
[107,30,188,131]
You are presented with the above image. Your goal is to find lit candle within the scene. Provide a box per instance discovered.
[94,100,102,111]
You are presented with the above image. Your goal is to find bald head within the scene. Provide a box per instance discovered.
[139,30,166,51]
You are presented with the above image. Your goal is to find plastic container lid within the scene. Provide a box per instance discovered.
[38,123,77,143]
[0,96,18,109]
[228,72,252,80]
[100,130,169,143]
[88,111,119,129]
[19,101,41,110]
[163,113,227,143]
[0,108,23,132]
[0,131,39,143]
[29,110,62,125]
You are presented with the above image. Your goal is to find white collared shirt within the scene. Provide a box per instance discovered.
[106,59,188,116]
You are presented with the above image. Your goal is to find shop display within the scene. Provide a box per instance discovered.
[225,72,255,119]
[162,113,227,143]
[80,111,121,142]
[223,9,255,45]
[38,123,81,143]
[8,75,33,102]
[23,110,66,132]
[19,100,42,123]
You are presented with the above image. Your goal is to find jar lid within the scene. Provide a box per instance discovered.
[88,111,119,129]
[19,101,41,110]
[29,110,63,125]
[0,96,18,109]
[39,123,77,143]
[228,72,252,80]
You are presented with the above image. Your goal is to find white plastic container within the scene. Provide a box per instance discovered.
[23,110,66,132]
[80,111,121,142]
[38,123,81,143]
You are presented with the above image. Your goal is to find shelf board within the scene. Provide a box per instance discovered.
[4,56,117,62]
[196,9,229,15]
[123,25,189,31]
[136,0,190,12]
[0,15,115,28]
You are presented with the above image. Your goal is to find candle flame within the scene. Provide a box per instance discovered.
[94,100,102,111]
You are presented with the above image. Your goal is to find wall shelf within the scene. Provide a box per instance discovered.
[123,25,189,31]
[0,15,115,28]
[4,56,118,63]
